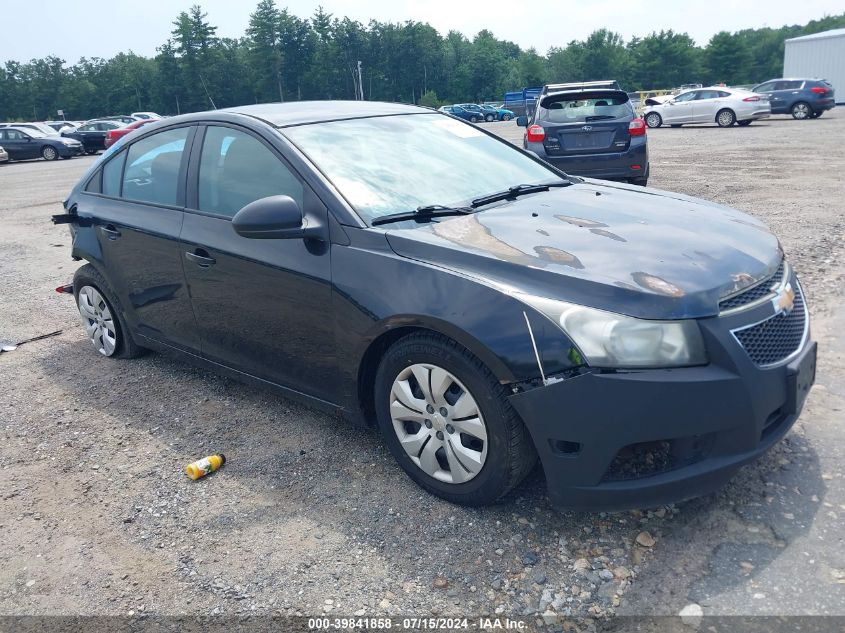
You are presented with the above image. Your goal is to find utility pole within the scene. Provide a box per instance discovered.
[357,60,364,101]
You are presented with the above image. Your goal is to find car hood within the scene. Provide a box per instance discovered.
[384,180,782,319]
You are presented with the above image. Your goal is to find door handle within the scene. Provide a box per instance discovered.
[185,249,216,268]
[98,224,121,240]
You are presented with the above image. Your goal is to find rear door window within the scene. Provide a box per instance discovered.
[103,150,127,197]
[122,127,190,206]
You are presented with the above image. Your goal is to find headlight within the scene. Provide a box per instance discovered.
[516,293,707,368]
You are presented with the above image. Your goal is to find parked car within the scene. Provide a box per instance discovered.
[456,103,489,120]
[0,145,8,163]
[0,127,83,161]
[438,105,484,123]
[643,87,771,128]
[45,120,76,133]
[518,88,649,185]
[750,78,835,119]
[55,101,814,510]
[96,115,141,125]
[131,111,162,120]
[0,121,60,136]
[480,104,515,121]
[63,120,125,154]
[104,118,157,149]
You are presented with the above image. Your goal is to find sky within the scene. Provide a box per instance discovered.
[6,0,844,63]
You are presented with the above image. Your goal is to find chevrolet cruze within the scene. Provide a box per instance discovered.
[55,102,816,509]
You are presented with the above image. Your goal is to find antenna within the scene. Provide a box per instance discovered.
[199,74,217,109]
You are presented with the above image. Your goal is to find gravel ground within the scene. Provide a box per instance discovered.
[1,110,843,630]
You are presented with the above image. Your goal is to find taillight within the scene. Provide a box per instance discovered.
[526,124,545,142]
[628,118,646,136]
[107,130,118,139]
[811,86,829,94]
[742,96,760,102]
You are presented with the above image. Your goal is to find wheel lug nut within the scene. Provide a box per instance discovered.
[436,431,444,440]
[424,419,432,429]
[426,404,435,414]
[446,424,454,434]
[439,407,448,417]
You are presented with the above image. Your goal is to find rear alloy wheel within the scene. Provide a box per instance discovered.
[737,120,752,127]
[41,146,59,161]
[77,286,119,356]
[73,264,144,359]
[645,112,662,128]
[791,102,811,120]
[716,109,736,127]
[375,333,536,505]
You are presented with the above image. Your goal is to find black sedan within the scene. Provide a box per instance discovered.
[0,127,83,161]
[62,120,124,154]
[55,102,815,510]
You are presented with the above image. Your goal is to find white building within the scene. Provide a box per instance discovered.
[784,28,845,103]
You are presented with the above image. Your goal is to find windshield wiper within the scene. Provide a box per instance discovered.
[470,182,570,209]
[371,204,474,227]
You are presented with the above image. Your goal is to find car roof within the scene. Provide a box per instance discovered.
[219,101,429,127]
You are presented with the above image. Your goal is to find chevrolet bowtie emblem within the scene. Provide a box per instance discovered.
[773,283,796,315]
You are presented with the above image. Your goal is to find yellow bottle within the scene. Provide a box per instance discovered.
[185,454,226,480]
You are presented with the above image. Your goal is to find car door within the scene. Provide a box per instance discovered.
[179,123,336,399]
[69,123,96,150]
[691,89,723,123]
[769,80,803,112]
[663,90,696,123]
[82,125,201,352]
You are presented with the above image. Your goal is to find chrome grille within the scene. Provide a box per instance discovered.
[719,260,786,312]
[732,284,807,367]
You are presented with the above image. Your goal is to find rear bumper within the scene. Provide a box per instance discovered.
[529,138,649,181]
[507,302,816,510]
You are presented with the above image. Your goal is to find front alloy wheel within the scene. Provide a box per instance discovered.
[645,112,662,128]
[389,363,488,484]
[41,146,58,161]
[77,285,117,356]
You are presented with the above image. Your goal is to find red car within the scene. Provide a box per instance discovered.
[104,119,156,149]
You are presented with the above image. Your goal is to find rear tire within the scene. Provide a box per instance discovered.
[41,146,59,161]
[791,102,811,120]
[810,111,823,119]
[485,114,495,122]
[73,264,145,359]
[374,332,537,506]
[645,112,662,128]
[716,109,736,127]
[737,120,752,127]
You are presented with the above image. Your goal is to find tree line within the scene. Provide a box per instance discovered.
[1,3,843,121]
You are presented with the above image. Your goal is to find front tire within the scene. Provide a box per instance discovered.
[485,114,495,122]
[41,146,59,161]
[716,109,736,127]
[645,112,662,128]
[502,114,511,121]
[73,264,144,359]
[469,116,480,123]
[374,332,537,506]
[791,102,811,120]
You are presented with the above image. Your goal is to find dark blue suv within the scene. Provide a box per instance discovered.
[751,78,836,119]
[518,89,649,185]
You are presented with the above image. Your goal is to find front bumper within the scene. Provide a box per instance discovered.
[508,282,815,510]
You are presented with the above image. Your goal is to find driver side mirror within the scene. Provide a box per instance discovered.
[232,195,318,240]
[516,116,528,127]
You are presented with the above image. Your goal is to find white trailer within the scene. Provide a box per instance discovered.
[784,28,845,104]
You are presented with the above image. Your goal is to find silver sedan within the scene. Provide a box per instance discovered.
[644,87,771,128]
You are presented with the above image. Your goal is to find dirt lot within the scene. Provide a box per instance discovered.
[1,110,844,629]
